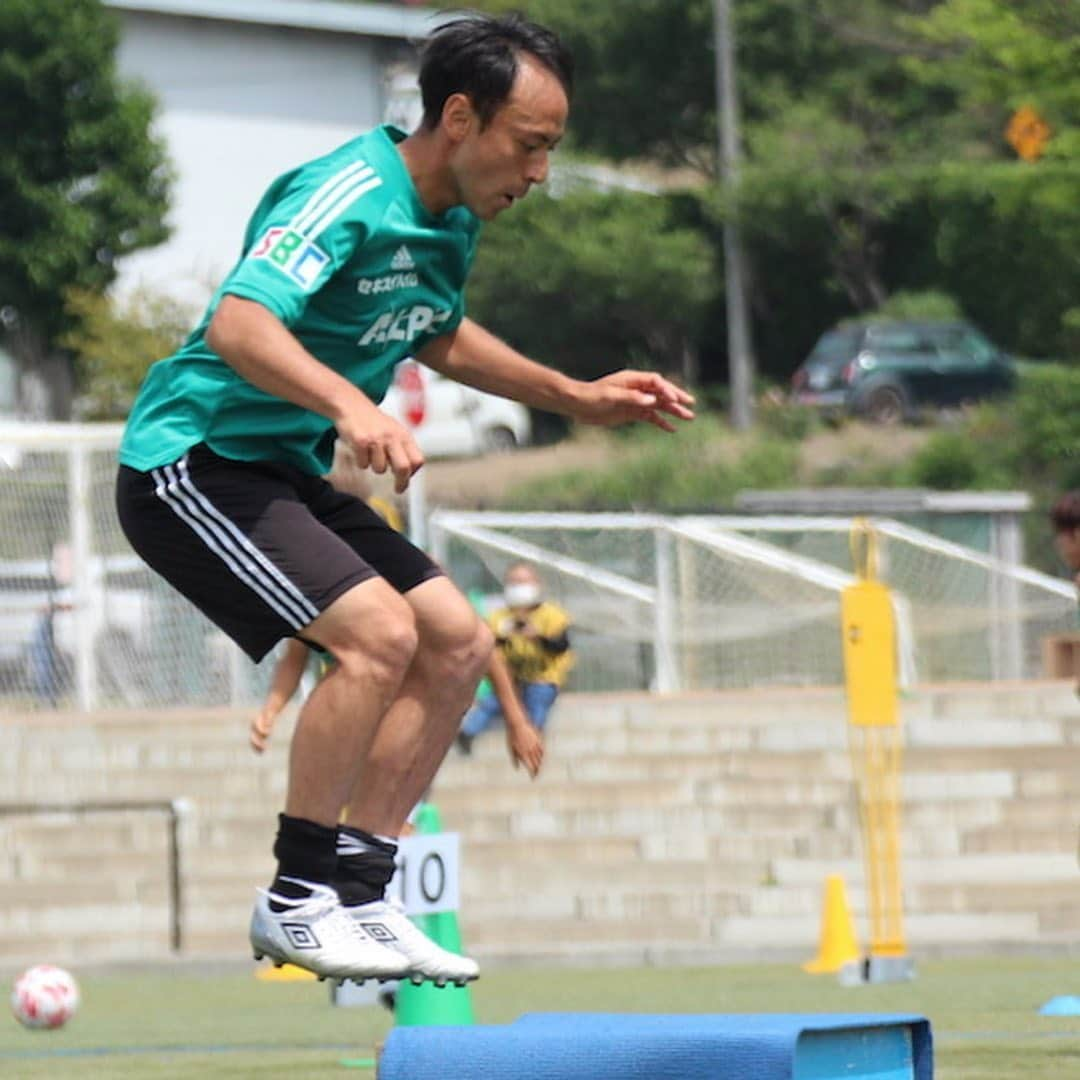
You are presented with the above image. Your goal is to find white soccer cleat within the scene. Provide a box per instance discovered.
[346,897,480,987]
[250,881,409,983]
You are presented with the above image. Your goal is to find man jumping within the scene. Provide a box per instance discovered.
[116,12,693,987]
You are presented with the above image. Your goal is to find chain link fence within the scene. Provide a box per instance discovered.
[1,424,1074,708]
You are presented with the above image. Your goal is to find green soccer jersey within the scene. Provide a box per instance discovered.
[119,125,481,475]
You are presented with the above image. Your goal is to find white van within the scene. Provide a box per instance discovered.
[380,361,531,457]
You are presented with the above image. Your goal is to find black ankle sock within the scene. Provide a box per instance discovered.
[333,826,398,907]
[269,814,338,912]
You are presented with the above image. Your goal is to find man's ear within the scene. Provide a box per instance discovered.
[442,93,475,144]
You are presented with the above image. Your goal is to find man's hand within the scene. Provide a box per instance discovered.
[507,720,544,779]
[250,706,277,754]
[574,371,695,433]
[337,406,425,494]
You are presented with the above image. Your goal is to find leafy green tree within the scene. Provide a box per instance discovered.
[434,2,1080,377]
[467,2,975,377]
[467,0,718,169]
[467,188,716,386]
[0,0,171,414]
[906,0,1080,160]
[470,1,947,172]
[1011,365,1080,485]
[61,288,193,420]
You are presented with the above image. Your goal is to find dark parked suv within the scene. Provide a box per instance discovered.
[791,320,1015,424]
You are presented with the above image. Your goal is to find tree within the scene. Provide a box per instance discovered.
[0,0,171,416]
[60,288,193,420]
[409,2,1080,376]
[469,1,947,174]
[906,0,1080,161]
[446,0,719,170]
[466,188,716,386]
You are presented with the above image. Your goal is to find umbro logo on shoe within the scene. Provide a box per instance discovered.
[282,922,321,950]
[359,921,398,944]
[390,245,415,271]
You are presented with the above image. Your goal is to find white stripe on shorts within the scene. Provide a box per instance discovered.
[152,465,308,629]
[174,456,320,622]
[150,460,315,629]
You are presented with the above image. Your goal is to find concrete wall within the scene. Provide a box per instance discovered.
[112,9,419,302]
[1,681,1078,970]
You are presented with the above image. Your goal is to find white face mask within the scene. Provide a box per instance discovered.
[504,582,541,608]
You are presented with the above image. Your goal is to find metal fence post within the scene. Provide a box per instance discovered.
[654,524,679,692]
[68,441,96,711]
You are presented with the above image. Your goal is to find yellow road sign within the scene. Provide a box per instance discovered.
[1006,106,1051,162]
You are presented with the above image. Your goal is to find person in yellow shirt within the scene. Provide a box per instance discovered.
[456,561,573,757]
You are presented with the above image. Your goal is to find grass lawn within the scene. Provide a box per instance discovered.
[1,956,1078,1077]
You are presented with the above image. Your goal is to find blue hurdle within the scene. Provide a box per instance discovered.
[378,1011,933,1079]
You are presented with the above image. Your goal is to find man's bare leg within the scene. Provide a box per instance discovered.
[343,575,493,835]
[285,576,419,826]
[250,576,420,982]
[331,576,492,985]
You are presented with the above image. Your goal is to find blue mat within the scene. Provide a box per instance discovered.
[1039,995,1080,1017]
[379,1011,933,1080]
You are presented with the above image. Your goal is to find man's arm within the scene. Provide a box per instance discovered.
[251,638,310,753]
[486,649,544,778]
[207,296,423,492]
[417,318,694,432]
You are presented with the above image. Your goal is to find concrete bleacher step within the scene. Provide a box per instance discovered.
[436,778,695,815]
[465,914,711,956]
[1,681,1077,966]
[0,931,172,965]
[714,910,1042,950]
[910,878,1080,914]
[961,824,1079,853]
[770,852,1079,887]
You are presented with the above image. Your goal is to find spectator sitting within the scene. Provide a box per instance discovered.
[456,562,573,757]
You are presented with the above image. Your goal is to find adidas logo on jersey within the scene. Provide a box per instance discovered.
[390,245,415,271]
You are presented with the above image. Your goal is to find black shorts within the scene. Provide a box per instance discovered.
[116,443,442,662]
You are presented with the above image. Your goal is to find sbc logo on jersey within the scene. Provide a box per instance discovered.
[250,227,329,292]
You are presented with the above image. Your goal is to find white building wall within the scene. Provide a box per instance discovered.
[112,12,420,303]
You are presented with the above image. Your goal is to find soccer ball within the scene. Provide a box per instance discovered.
[10,965,80,1030]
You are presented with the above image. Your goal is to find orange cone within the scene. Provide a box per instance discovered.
[803,874,861,974]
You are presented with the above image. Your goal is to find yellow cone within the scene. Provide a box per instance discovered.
[255,962,317,982]
[803,873,861,974]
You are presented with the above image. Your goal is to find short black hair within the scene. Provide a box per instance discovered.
[1050,491,1080,532]
[418,12,573,130]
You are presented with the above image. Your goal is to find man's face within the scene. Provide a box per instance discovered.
[448,55,568,221]
[505,565,540,591]
[1055,526,1080,574]
[503,565,542,611]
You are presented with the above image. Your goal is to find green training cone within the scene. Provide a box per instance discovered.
[394,802,475,1027]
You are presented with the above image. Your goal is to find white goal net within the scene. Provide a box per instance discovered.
[0,423,1074,708]
[0,423,265,711]
[431,510,1077,693]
